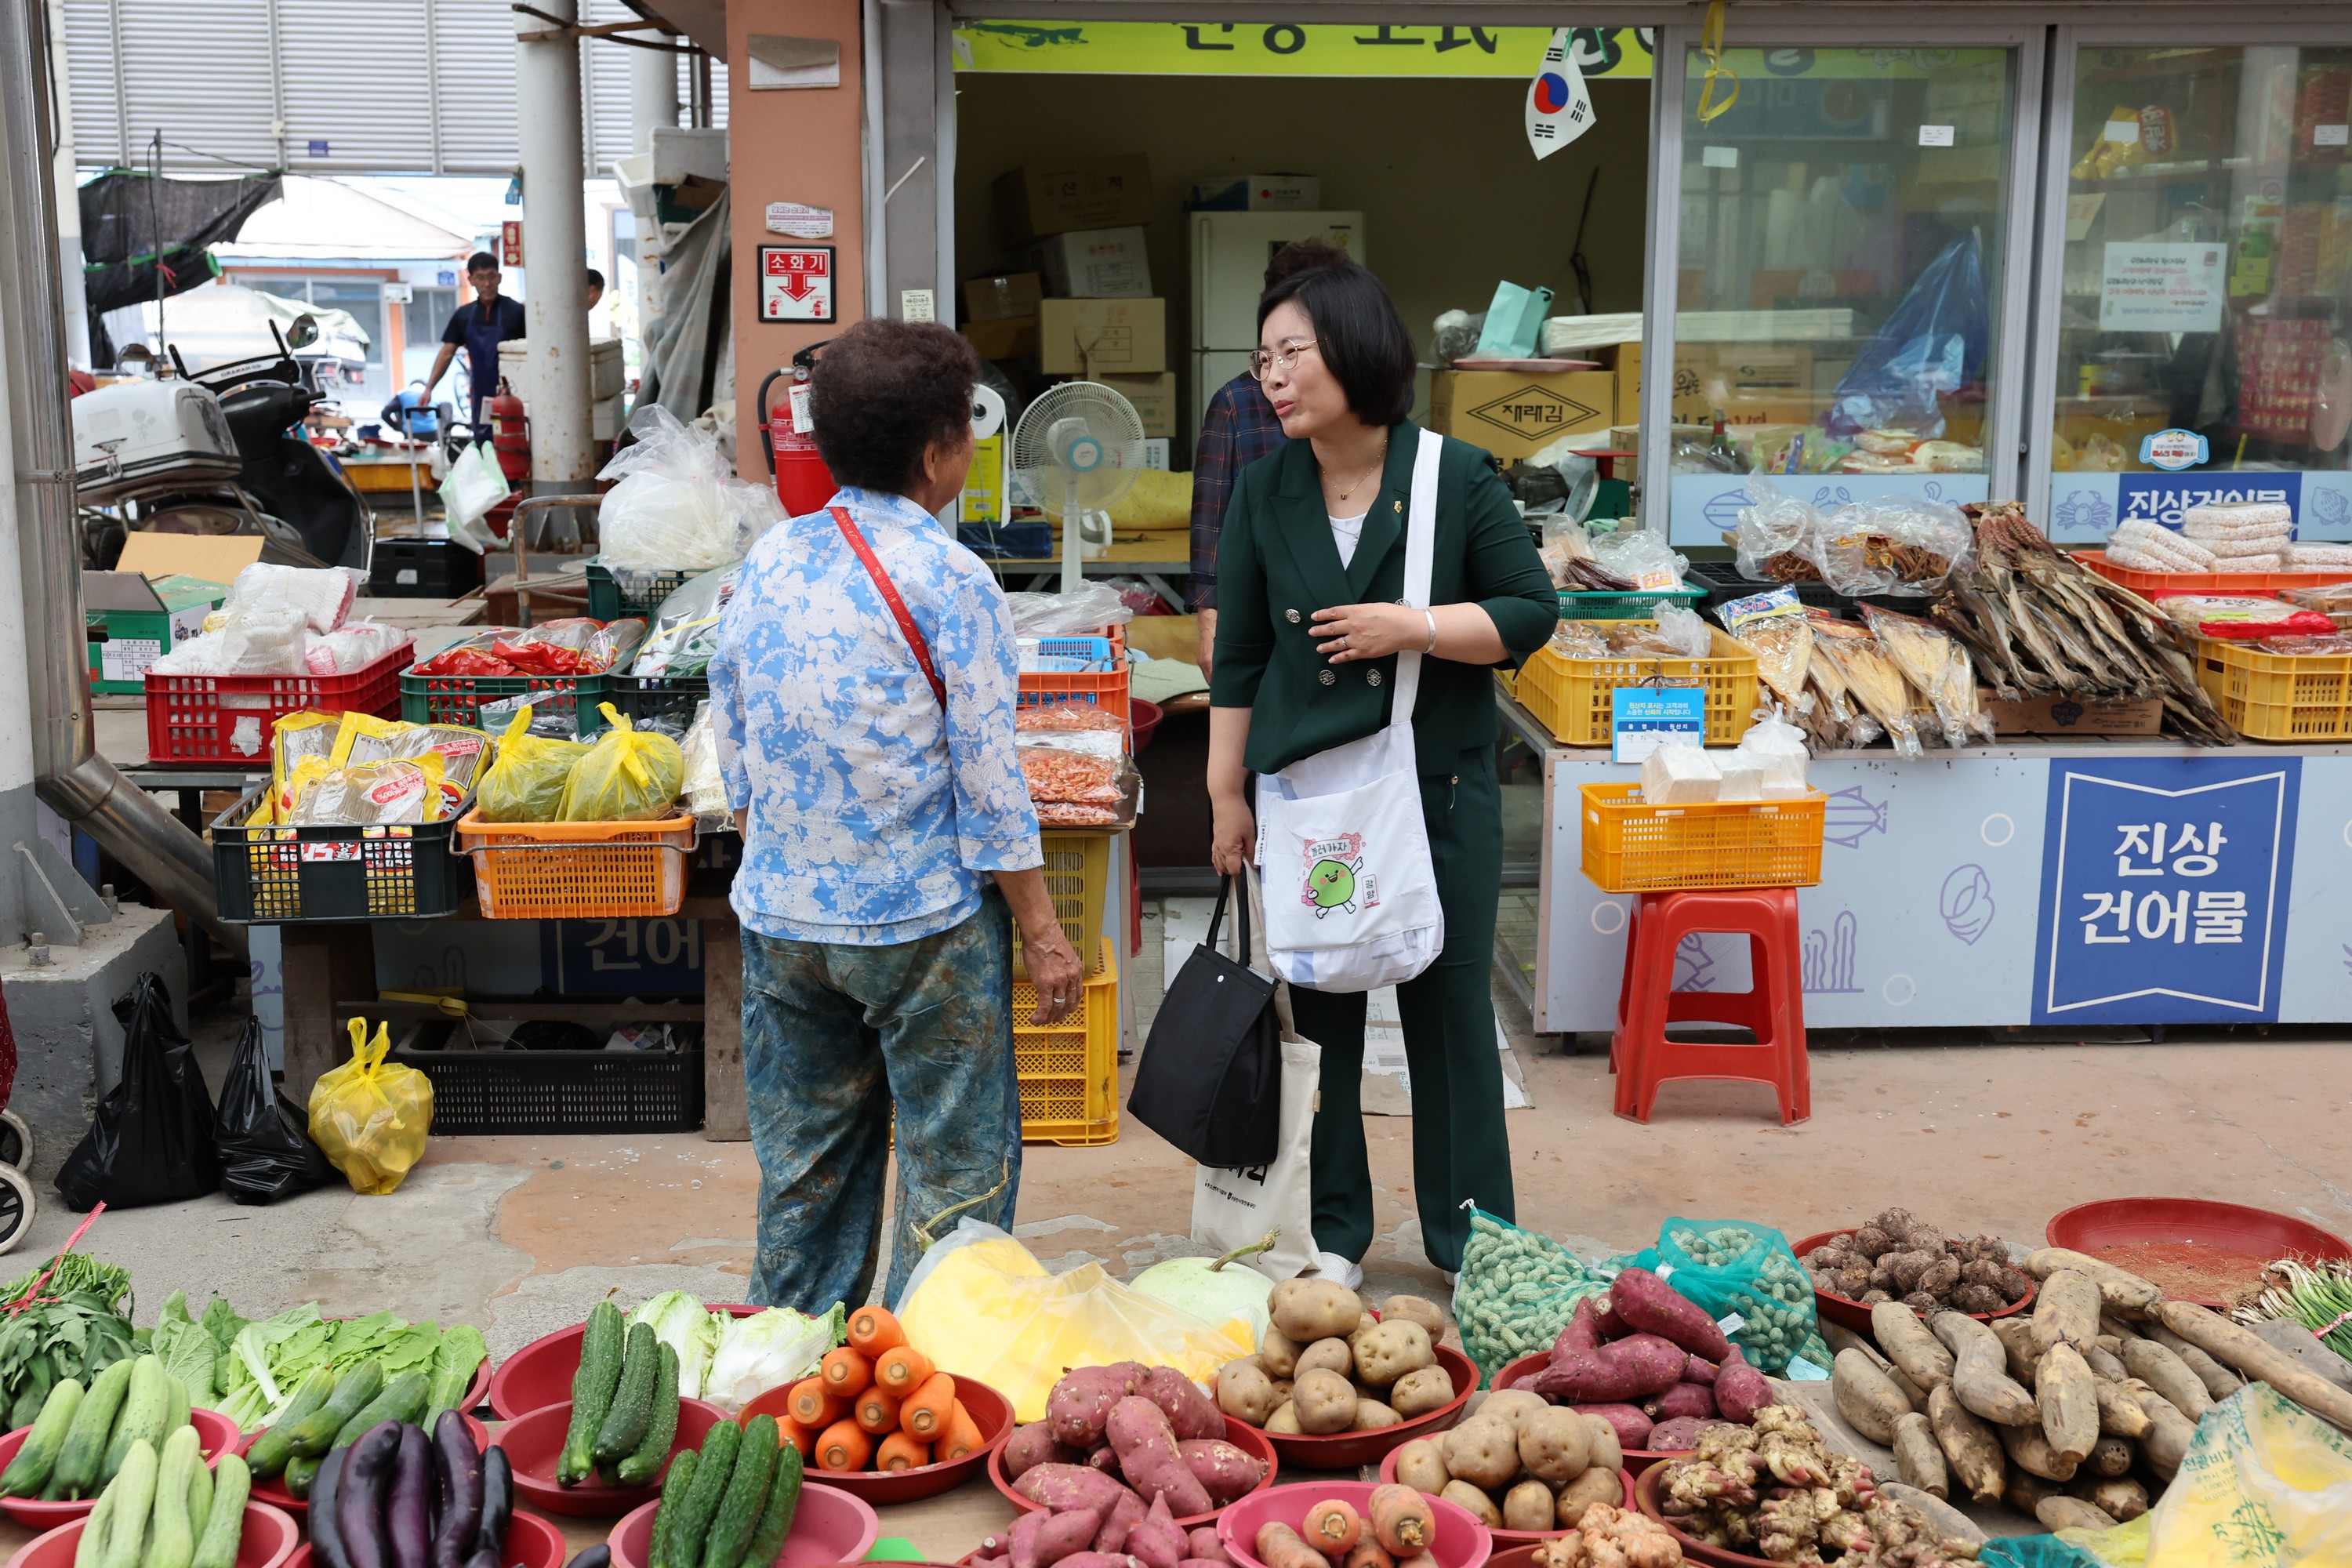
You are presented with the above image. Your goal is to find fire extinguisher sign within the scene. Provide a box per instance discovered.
[759,244,835,324]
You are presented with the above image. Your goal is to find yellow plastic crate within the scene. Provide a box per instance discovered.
[1013,938,1120,1145]
[1014,831,1111,978]
[2194,637,2352,741]
[1579,782,1827,892]
[1517,623,1759,747]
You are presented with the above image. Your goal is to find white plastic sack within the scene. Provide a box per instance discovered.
[1005,583,1135,637]
[437,441,509,555]
[220,564,363,634]
[303,622,410,677]
[1592,528,1688,590]
[597,405,781,570]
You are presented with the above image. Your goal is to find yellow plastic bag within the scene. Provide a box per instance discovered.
[897,1220,1254,1422]
[307,1018,435,1195]
[557,702,684,822]
[475,706,590,823]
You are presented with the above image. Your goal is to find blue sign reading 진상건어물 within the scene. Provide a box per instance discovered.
[2032,756,2299,1024]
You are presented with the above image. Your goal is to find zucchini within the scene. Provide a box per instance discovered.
[666,1421,739,1567]
[738,1439,804,1568]
[615,1344,681,1488]
[559,1301,626,1486]
[330,1370,429,1449]
[146,1426,199,1568]
[1,1376,83,1497]
[99,1438,158,1568]
[282,1452,321,1501]
[191,1454,249,1568]
[163,1375,190,1439]
[593,1323,660,1465]
[51,1358,134,1499]
[286,1359,383,1458]
[243,1365,338,1479]
[184,1441,213,1544]
[698,1414,777,1568]
[646,1448,696,1568]
[74,1485,114,1568]
[100,1357,168,1485]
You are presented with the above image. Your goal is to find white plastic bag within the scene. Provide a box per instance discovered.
[597,405,782,570]
[220,564,363,634]
[1639,736,1721,804]
[1592,528,1688,590]
[1733,476,1826,583]
[1653,603,1713,658]
[437,441,509,555]
[1731,712,1811,799]
[1005,583,1135,637]
[303,622,409,677]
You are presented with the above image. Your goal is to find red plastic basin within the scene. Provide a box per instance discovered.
[237,1412,490,1516]
[0,1407,243,1529]
[1377,1446,1635,1544]
[1491,1352,1689,1475]
[491,1305,764,1420]
[282,1509,567,1568]
[607,1479,879,1568]
[989,1411,1276,1528]
[1229,1344,1477,1471]
[495,1396,728,1517]
[5,1501,298,1568]
[1635,1461,1773,1567]
[750,1373,1010,1505]
[1220,1482,1492,1568]
[2045,1198,2352,1307]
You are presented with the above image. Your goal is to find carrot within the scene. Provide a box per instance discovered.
[876,1430,932,1472]
[937,1399,985,1461]
[775,1413,817,1458]
[1303,1501,1363,1556]
[1367,1485,1436,1556]
[900,1370,957,1437]
[1255,1523,1329,1568]
[815,1417,873,1472]
[855,1386,903,1435]
[874,1344,935,1396]
[1344,1544,1396,1568]
[848,1305,908,1356]
[822,1346,873,1398]
[788,1377,846,1429]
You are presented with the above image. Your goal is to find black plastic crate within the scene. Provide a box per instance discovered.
[1686,561,1921,619]
[604,673,710,731]
[212,787,471,923]
[369,538,484,599]
[394,1047,704,1134]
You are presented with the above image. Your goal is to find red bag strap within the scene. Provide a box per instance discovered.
[830,506,949,710]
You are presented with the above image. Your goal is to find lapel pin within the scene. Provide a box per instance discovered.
[1393,499,1403,513]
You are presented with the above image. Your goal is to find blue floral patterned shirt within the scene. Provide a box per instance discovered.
[710,486,1042,946]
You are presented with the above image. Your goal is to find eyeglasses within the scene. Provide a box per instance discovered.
[1248,339,1319,380]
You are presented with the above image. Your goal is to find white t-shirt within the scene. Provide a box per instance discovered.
[1330,510,1369,568]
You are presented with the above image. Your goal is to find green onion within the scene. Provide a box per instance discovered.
[2233,1258,2352,1360]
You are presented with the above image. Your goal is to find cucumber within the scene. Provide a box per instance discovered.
[74,1485,114,1568]
[100,1357,168,1484]
[646,1447,695,1568]
[666,1421,739,1567]
[162,1376,190,1439]
[51,1358,134,1499]
[1,1377,83,1497]
[99,1438,158,1568]
[738,1439,804,1568]
[615,1344,681,1488]
[593,1324,659,1465]
[282,1452,321,1500]
[184,1442,213,1544]
[146,1426,199,1568]
[286,1360,383,1458]
[243,1365,338,1479]
[190,1454,249,1568]
[329,1370,429,1449]
[559,1301,626,1486]
[697,1415,777,1568]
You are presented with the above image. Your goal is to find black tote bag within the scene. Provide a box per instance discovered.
[1127,875,1282,1168]
[56,972,220,1211]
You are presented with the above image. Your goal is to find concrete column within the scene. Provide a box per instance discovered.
[515,0,593,491]
[43,0,89,368]
[632,42,678,154]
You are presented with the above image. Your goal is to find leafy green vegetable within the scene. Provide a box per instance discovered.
[2,1252,132,1316]
[424,1327,488,1421]
[628,1291,719,1401]
[199,1299,243,1352]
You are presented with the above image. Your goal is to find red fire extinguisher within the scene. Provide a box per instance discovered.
[758,342,837,517]
[489,377,530,484]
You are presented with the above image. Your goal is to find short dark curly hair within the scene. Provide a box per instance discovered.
[808,320,981,494]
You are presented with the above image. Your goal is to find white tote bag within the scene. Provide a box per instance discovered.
[1254,426,1446,993]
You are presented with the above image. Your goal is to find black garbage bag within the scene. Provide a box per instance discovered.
[56,973,220,1210]
[214,1016,336,1205]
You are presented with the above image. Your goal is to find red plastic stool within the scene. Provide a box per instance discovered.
[1611,887,1809,1124]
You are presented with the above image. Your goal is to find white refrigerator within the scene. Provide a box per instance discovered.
[1189,210,1367,440]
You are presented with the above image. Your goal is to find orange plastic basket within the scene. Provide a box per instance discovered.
[2193,636,2352,741]
[1516,624,1759,747]
[1579,782,1827,892]
[1014,938,1120,1146]
[2072,550,2352,596]
[454,811,697,918]
[1017,624,1130,726]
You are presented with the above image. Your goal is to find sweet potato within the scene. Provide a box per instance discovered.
[1368,1483,1436,1555]
[1254,1523,1326,1568]
[1529,1334,1688,1404]
[1592,1300,1628,1339]
[1554,1467,1623,1528]
[1005,1421,1083,1481]
[1105,1397,1212,1517]
[1296,1340,1355,1381]
[1932,1312,2038,1427]
[1869,1304,1955,1391]
[1301,1499,1362,1555]
[1139,1368,1226,1442]
[1551,1299,1603,1360]
[1926,1385,2005,1505]
[1270,1279,1364,1345]
[1094,1489,1147,1552]
[2036,1344,2099,1464]
[1341,1544,1392,1568]
[1189,1528,1232,1566]
[2120,1338,2211,1420]
[1051,1366,1146,1448]
[1681,1356,1718,1386]
[1645,1417,1719,1452]
[1439,1480,1499,1528]
[1127,1495,1186,1568]
[1381,1297,1447,1341]
[1581,1414,1621,1473]
[1501,1480,1553,1534]
[1831,1349,1911,1444]
[2020,1249,2163,1319]
[1388,1367,1454,1420]
[1176,1439,1265,1506]
[1089,1445,1123,1475]
[1290,1370,1359,1436]
[2028,1270,2103,1356]
[1890,1413,1946,1499]
[1518,1405,1592,1485]
[1178,1560,1231,1568]
[1355,1322,1436,1388]
[1711,1346,1773,1425]
[1997,1417,2078,1483]
[1014,1509,1103,1568]
[1608,1266,1732,1360]
[1571,1404,1652,1454]
[1438,1417,1519,1490]
[1216,1361,1278,1426]
[1062,1557,1148,1568]
[1019,1463,1137,1517]
[1642,1381,1717,1424]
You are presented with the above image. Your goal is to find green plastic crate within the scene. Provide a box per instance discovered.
[401,671,608,735]
[1557,587,1707,619]
[586,559,697,620]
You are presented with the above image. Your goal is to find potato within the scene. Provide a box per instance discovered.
[1389,1367,1454,1420]
[1265,1401,1301,1435]
[1269,1379,1294,1409]
[1259,1328,1302,1381]
[1516,1406,1591,1486]
[1581,1416,1621,1475]
[1554,1467,1621,1528]
[1475,1389,1546,1432]
[1501,1480,1554,1533]
[1216,1359,1279,1425]
[1291,1368,1359,1436]
[1352,1399,1401,1432]
[1298,1338,1356,1381]
[1439,1418,1519,1490]
[1354,1322,1436,1389]
[1439,1480,1501,1528]
[1382,1296,1447,1341]
[1394,1437,1449,1493]
[1271,1279,1364,1345]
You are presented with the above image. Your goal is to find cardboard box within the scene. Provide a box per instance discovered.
[1025,227,1152,299]
[993,156,1154,245]
[964,271,1043,322]
[1186,174,1323,211]
[1428,368,1617,460]
[85,571,229,691]
[116,532,265,582]
[1039,298,1166,376]
[1102,372,1178,437]
[1980,690,2165,736]
[961,315,1040,362]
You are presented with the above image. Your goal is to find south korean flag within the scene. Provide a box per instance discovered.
[1525,28,1595,160]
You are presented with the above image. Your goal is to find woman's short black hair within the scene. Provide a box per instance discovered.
[1257,265,1417,427]
[808,319,981,494]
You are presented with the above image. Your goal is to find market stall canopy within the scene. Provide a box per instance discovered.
[78,168,281,317]
[130,281,371,371]
[212,176,474,263]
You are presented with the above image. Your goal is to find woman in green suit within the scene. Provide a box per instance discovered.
[1207,263,1559,1280]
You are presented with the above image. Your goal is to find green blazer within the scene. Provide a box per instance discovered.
[1209,421,1559,775]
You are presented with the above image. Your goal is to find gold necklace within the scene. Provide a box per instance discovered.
[1319,438,1388,510]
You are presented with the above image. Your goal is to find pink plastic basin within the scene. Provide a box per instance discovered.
[0,1407,243,1529]
[607,1479,880,1568]
[5,1501,298,1568]
[1219,1482,1493,1568]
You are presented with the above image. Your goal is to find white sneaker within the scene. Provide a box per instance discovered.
[1312,1250,1366,1290]
[1442,1269,1458,1288]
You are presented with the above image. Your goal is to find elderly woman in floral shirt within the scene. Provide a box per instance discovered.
[710,320,1084,1312]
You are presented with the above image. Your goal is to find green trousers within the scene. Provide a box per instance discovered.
[1289,745,1513,1272]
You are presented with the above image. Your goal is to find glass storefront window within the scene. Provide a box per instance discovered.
[2045,46,2352,544]
[1666,47,2018,543]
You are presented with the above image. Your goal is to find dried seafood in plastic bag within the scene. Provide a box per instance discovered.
[1653,603,1714,658]
[1606,622,1688,658]
[1810,617,1923,757]
[1020,748,1125,805]
[1861,604,1991,746]
[1548,621,1610,659]
[1715,587,1813,712]
[2256,633,2352,656]
[1733,476,1826,583]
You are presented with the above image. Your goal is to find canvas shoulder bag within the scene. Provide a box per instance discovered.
[1253,427,1446,993]
[1127,873,1282,1168]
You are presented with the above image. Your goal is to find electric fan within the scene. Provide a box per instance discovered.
[1009,381,1147,591]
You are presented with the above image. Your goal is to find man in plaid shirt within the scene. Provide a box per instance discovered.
[1189,238,1358,673]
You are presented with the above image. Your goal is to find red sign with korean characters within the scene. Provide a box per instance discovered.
[760,244,836,323]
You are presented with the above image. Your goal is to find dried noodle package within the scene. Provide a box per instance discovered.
[1714,587,1813,713]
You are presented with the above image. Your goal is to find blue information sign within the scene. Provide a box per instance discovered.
[1611,685,1706,763]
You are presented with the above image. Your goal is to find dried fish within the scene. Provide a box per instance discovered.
[1811,619,1923,757]
[1861,604,1993,747]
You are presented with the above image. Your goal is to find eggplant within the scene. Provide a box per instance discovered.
[473,1443,512,1557]
[428,1410,483,1568]
[459,1552,499,1568]
[562,1551,612,1568]
[389,1422,432,1568]
[337,1420,405,1568]
[312,1447,354,1568]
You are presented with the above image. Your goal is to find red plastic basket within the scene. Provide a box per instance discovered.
[1018,625,1129,725]
[143,644,410,763]
[2072,550,2352,596]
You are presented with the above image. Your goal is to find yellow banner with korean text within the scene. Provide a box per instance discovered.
[951,20,1654,78]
